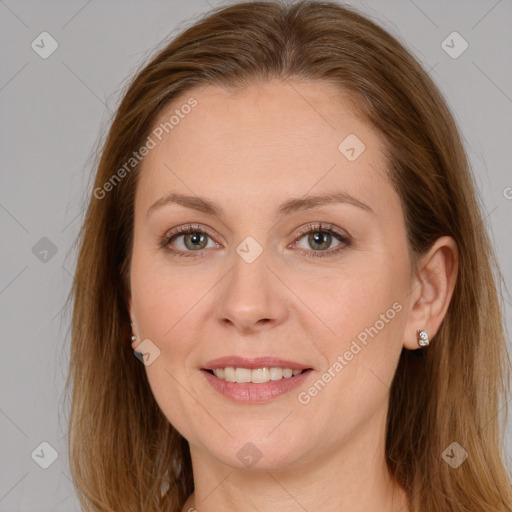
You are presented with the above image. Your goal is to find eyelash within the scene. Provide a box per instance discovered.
[160,222,352,259]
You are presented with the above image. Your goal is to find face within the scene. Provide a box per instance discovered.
[128,79,414,471]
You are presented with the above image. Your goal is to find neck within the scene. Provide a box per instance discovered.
[182,403,410,512]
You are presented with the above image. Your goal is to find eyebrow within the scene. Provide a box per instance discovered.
[146,190,374,219]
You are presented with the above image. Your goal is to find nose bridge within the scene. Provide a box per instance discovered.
[217,234,286,330]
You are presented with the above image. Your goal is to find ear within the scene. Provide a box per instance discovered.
[126,295,139,350]
[403,236,458,350]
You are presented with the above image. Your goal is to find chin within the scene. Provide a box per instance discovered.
[201,432,313,471]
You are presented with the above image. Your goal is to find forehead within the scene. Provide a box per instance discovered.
[136,79,394,217]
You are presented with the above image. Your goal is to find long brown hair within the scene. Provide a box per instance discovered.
[64,1,512,510]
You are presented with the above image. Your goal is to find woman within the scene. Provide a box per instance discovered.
[65,1,512,510]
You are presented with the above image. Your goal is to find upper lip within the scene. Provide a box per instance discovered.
[203,356,312,370]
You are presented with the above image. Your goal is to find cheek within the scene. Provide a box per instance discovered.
[129,252,209,437]
[296,254,406,350]
[293,250,408,405]
[129,245,211,345]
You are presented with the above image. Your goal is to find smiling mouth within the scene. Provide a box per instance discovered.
[203,367,313,384]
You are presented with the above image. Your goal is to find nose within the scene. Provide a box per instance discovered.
[216,248,288,335]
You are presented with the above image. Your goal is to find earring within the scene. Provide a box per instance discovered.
[131,335,137,343]
[417,329,430,347]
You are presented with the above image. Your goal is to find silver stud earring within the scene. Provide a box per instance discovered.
[131,335,137,344]
[417,329,430,347]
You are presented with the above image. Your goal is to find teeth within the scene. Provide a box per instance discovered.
[224,367,235,382]
[212,367,304,383]
[270,367,283,380]
[252,368,270,383]
[234,368,252,383]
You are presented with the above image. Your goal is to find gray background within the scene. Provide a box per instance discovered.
[1,0,511,510]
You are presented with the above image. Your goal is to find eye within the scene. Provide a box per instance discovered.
[160,223,219,258]
[290,223,351,258]
[160,222,351,259]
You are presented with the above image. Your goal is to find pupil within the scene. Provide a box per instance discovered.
[310,231,331,250]
[186,232,206,249]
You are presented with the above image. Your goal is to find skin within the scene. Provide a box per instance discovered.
[127,79,458,512]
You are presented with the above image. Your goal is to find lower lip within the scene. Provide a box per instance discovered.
[201,369,313,403]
